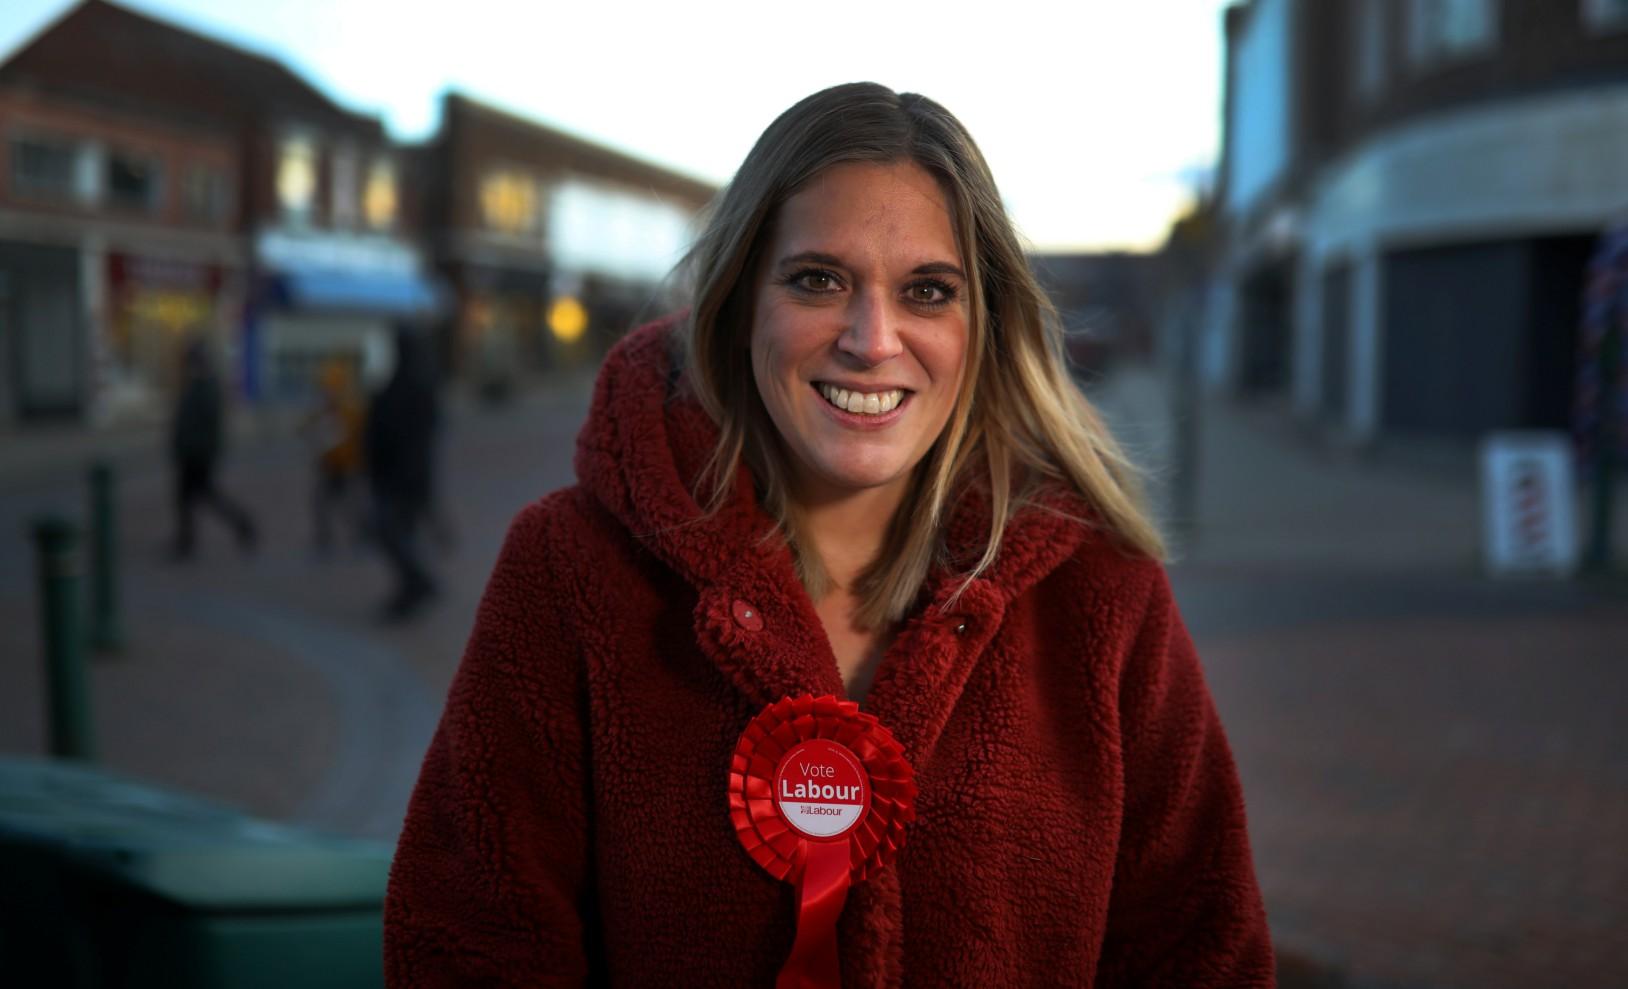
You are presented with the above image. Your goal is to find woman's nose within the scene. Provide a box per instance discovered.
[838,291,904,366]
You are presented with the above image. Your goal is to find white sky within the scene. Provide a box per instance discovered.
[0,0,1232,252]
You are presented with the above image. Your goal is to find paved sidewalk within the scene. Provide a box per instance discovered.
[1089,363,1628,575]
[1089,364,1628,989]
[0,378,593,840]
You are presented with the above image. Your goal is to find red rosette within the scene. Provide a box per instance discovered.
[728,694,916,989]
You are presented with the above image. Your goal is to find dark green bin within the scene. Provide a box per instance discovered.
[0,757,391,988]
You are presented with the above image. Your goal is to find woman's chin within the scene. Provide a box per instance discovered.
[797,457,916,500]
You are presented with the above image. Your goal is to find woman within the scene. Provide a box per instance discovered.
[386,83,1272,986]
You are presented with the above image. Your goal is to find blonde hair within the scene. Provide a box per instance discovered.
[679,82,1162,627]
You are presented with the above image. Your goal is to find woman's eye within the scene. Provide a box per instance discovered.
[787,269,841,293]
[907,280,956,306]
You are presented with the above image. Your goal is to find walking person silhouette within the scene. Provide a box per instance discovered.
[169,337,257,560]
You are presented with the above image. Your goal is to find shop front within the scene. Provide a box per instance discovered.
[0,240,83,421]
[246,231,441,402]
[103,252,228,419]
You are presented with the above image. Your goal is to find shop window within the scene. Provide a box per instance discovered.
[183,166,228,223]
[364,158,397,230]
[11,137,76,200]
[107,150,162,212]
[277,136,318,224]
[480,169,540,236]
[1407,0,1497,66]
[331,146,360,227]
[1584,0,1628,32]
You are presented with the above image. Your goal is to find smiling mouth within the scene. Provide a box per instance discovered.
[815,383,908,416]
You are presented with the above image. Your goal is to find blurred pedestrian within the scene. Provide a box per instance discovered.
[301,357,366,556]
[169,337,257,560]
[365,324,441,621]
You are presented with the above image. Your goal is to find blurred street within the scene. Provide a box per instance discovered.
[1094,365,1628,989]
[2,362,1626,989]
[0,380,588,838]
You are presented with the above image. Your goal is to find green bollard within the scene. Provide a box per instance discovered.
[30,517,95,761]
[87,461,122,651]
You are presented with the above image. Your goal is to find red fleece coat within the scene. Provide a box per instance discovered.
[385,318,1273,987]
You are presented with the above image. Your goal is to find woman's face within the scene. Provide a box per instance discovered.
[749,160,970,506]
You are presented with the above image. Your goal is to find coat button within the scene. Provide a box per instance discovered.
[732,599,764,632]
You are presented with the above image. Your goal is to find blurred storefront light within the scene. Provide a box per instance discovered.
[364,159,398,231]
[277,136,317,224]
[106,253,223,405]
[480,170,541,236]
[547,295,588,343]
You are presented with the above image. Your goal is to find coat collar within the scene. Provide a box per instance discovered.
[575,317,1095,765]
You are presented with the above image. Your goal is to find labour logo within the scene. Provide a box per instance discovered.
[772,737,871,839]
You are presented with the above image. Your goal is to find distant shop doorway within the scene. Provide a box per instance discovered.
[0,241,83,419]
[1525,234,1593,430]
[1319,262,1352,423]
[1383,236,1593,438]
[1237,261,1293,397]
[105,253,225,419]
[1384,241,1526,436]
[259,313,390,400]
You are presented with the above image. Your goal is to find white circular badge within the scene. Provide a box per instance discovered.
[772,738,871,839]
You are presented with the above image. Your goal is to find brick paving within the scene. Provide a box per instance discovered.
[1199,597,1628,989]
[2,361,1624,987]
[1091,365,1628,989]
[0,383,588,838]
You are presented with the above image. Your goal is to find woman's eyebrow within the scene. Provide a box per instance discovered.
[777,252,965,280]
[912,261,965,279]
[777,250,846,268]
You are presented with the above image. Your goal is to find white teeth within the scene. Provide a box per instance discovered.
[818,384,904,416]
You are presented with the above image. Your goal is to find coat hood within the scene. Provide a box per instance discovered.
[574,315,1122,767]
[574,317,1101,608]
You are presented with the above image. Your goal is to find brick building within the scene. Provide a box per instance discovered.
[1,1,721,421]
[414,93,714,391]
[1215,0,1628,442]
[0,8,241,422]
[0,0,438,423]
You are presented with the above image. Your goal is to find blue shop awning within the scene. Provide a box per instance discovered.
[270,268,441,316]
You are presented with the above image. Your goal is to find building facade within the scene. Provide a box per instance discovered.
[1217,0,1628,443]
[0,1,720,423]
[0,0,437,423]
[0,0,722,424]
[0,32,242,423]
[415,93,713,391]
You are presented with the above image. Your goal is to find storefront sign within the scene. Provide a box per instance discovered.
[1480,432,1579,577]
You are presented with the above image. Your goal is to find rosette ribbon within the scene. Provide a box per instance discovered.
[728,694,916,989]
